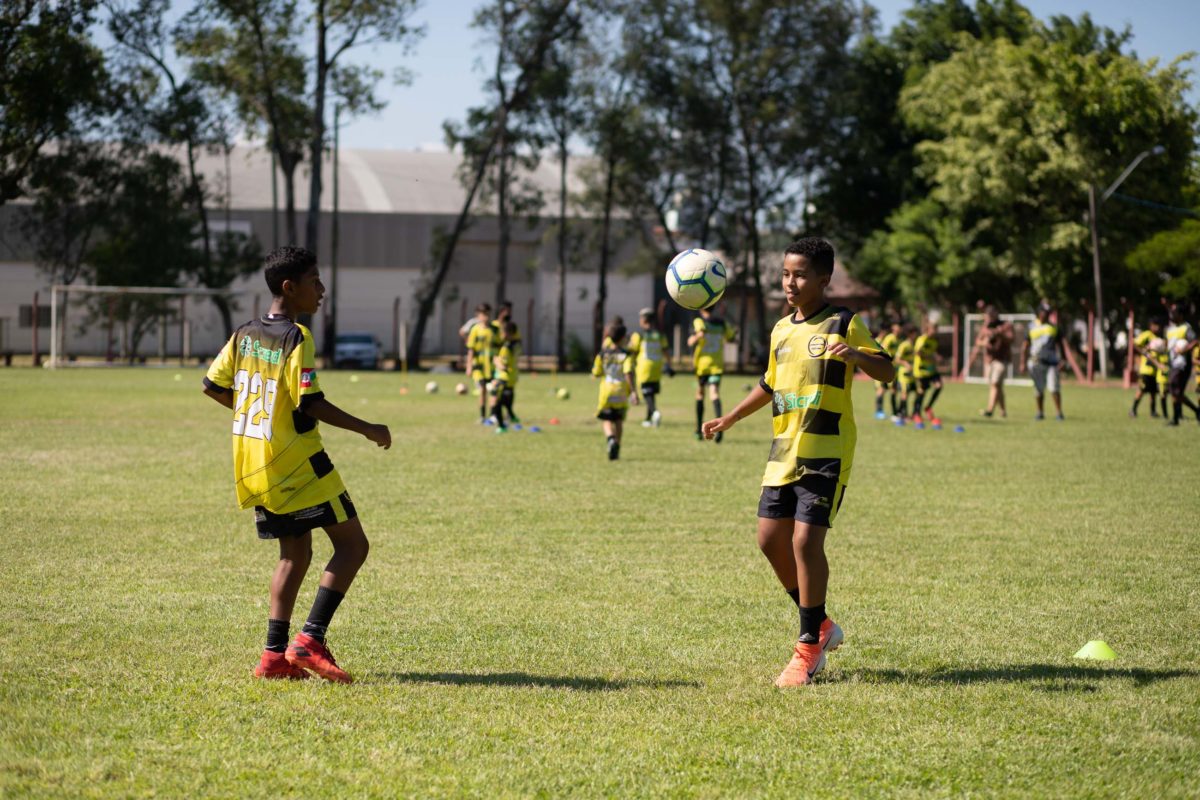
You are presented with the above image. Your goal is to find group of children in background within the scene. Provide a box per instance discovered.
[874,319,945,427]
[1130,302,1200,426]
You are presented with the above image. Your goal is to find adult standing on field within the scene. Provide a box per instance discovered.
[970,305,1013,418]
[1020,302,1065,421]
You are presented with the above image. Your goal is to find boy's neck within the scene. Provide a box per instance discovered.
[267,298,294,320]
[793,296,827,320]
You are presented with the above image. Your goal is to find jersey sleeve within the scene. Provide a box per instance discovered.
[286,325,323,410]
[622,350,635,375]
[591,353,603,377]
[761,335,777,394]
[204,336,236,392]
[628,332,642,359]
[723,323,737,342]
[692,317,705,336]
[847,314,884,355]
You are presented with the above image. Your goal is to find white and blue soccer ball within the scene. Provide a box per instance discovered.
[665,249,727,311]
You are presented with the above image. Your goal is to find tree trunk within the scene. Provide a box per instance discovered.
[595,148,616,353]
[555,136,568,371]
[305,0,327,256]
[496,122,509,306]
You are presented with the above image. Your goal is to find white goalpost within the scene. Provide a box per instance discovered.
[962,312,1035,387]
[47,284,260,368]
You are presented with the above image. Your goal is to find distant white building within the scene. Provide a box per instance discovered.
[0,146,658,362]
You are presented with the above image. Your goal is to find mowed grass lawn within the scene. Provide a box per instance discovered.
[1,366,1198,798]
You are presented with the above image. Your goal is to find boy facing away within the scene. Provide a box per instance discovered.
[702,238,894,687]
[628,307,674,428]
[592,319,638,460]
[203,247,391,683]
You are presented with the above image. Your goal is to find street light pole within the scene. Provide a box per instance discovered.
[1087,145,1164,380]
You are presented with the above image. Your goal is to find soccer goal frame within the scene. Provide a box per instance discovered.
[47,284,255,368]
[961,313,1035,387]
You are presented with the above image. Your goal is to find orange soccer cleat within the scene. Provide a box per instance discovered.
[285,632,353,684]
[819,617,844,655]
[911,412,923,424]
[253,649,310,680]
[774,641,826,688]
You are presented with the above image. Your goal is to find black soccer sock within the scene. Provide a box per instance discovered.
[925,386,942,413]
[646,393,656,420]
[1182,394,1200,414]
[890,391,899,416]
[798,603,827,644]
[875,393,884,413]
[265,618,290,653]
[1131,394,1142,414]
[504,390,516,419]
[1160,394,1169,417]
[713,398,722,421]
[786,588,800,608]
[301,586,345,643]
[1173,398,1183,423]
[492,398,505,426]
[695,399,704,432]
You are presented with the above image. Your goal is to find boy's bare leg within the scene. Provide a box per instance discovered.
[319,516,370,594]
[793,522,829,608]
[709,383,723,439]
[270,532,313,620]
[756,517,798,592]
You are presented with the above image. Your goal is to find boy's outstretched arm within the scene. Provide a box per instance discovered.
[702,383,772,439]
[203,385,235,409]
[303,397,392,449]
[828,342,895,383]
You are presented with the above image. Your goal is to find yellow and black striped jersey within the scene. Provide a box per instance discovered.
[693,316,736,375]
[879,331,899,360]
[205,316,345,513]
[467,323,495,379]
[592,343,635,411]
[629,328,668,384]
[914,333,939,377]
[490,319,521,348]
[759,305,883,488]
[894,339,916,378]
[1134,330,1159,377]
[493,340,519,385]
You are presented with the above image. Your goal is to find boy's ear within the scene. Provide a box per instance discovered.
[280,278,295,296]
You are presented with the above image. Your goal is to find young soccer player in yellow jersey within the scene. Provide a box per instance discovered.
[490,300,522,353]
[1130,317,1165,418]
[892,326,918,424]
[628,307,673,428]
[489,321,520,432]
[912,319,944,427]
[1164,302,1200,426]
[703,238,894,688]
[465,303,495,423]
[202,247,391,683]
[592,319,638,460]
[874,321,902,420]
[688,306,737,441]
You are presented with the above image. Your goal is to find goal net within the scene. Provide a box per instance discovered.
[962,313,1035,386]
[47,285,264,368]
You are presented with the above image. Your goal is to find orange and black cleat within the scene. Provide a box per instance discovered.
[285,632,353,684]
[254,649,310,680]
[774,641,826,688]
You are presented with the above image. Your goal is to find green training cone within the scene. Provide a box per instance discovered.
[1073,640,1117,661]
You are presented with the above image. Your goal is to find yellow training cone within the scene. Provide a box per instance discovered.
[1073,640,1117,660]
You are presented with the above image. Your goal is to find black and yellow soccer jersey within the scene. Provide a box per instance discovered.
[493,340,519,386]
[205,317,345,513]
[1135,330,1158,377]
[877,331,899,386]
[894,339,916,382]
[490,319,522,348]
[592,344,635,412]
[759,306,883,488]
[913,333,939,377]
[629,329,668,384]
[467,323,495,381]
[693,316,736,376]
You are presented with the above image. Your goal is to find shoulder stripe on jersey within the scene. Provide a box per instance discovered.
[834,307,853,337]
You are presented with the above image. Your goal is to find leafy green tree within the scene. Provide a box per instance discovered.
[1126,217,1200,306]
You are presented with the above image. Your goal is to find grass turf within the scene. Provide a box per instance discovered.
[1,367,1198,797]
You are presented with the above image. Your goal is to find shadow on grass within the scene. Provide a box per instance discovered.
[835,664,1197,690]
[384,671,699,692]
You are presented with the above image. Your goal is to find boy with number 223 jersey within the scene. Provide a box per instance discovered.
[203,246,391,683]
[703,238,894,688]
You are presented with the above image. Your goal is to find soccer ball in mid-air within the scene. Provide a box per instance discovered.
[665,248,727,311]
[425,380,439,394]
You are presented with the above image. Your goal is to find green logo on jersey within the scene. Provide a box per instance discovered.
[238,335,282,364]
[773,389,823,414]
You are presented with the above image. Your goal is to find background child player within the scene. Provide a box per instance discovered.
[892,326,918,424]
[688,306,737,441]
[628,307,673,428]
[875,321,902,420]
[592,319,638,460]
[912,319,944,427]
[465,303,495,423]
[202,246,391,683]
[702,237,895,688]
[1164,303,1200,426]
[1130,318,1166,418]
[489,321,520,432]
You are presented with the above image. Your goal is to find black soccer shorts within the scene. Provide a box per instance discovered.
[758,475,846,528]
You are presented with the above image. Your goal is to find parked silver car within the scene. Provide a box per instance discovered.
[334,332,381,369]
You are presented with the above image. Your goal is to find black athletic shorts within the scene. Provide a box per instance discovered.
[597,407,627,422]
[1140,374,1159,393]
[640,381,661,397]
[1169,364,1193,395]
[758,474,846,528]
[697,374,722,387]
[255,491,357,540]
[918,373,942,390]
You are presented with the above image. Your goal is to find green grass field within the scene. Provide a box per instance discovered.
[2,367,1198,797]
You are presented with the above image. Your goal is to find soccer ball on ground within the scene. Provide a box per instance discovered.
[665,248,727,311]
[425,380,439,394]
[556,387,571,400]
[455,382,468,395]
